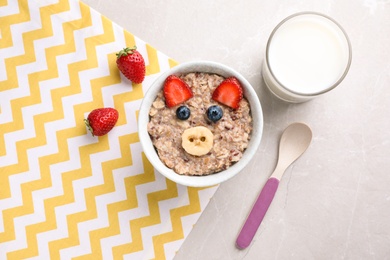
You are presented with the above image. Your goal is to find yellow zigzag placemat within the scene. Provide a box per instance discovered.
[0,0,219,259]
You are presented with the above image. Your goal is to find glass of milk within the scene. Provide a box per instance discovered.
[262,12,352,103]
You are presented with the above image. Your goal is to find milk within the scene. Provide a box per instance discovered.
[263,13,351,102]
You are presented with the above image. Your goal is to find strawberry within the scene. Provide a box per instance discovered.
[85,108,119,136]
[163,75,193,108]
[212,77,243,109]
[116,46,145,84]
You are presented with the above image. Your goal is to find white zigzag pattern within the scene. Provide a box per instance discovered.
[32,14,123,259]
[0,0,20,20]
[0,0,81,236]
[0,0,102,256]
[33,7,123,259]
[0,0,85,168]
[125,184,191,260]
[164,187,218,258]
[0,0,24,82]
[97,50,173,260]
[32,8,171,257]
[62,141,171,259]
[108,170,170,260]
[98,141,151,260]
[0,0,84,255]
[58,139,123,259]
[64,26,164,258]
[0,1,45,166]
[32,135,90,260]
[162,186,219,259]
[0,0,59,122]
[0,0,108,237]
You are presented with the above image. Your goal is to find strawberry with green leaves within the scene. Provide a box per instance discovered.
[116,46,145,84]
[85,108,119,136]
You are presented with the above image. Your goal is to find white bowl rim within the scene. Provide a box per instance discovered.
[138,60,263,187]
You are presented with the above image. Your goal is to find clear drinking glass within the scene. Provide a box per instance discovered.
[262,12,352,103]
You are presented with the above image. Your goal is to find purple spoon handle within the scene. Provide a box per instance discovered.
[236,177,279,249]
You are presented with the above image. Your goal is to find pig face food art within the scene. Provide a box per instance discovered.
[147,73,253,176]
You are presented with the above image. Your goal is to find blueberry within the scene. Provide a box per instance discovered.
[207,105,223,122]
[176,106,191,120]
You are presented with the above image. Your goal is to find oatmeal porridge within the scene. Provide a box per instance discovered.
[147,72,253,176]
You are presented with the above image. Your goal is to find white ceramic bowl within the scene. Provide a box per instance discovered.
[138,61,263,187]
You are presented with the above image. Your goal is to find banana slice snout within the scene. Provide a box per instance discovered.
[181,126,213,156]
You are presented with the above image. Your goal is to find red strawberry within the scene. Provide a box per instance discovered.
[116,46,145,84]
[163,75,193,108]
[212,77,243,109]
[85,108,119,136]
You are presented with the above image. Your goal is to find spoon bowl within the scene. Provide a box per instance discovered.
[272,122,312,179]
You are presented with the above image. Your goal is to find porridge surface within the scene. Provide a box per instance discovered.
[147,72,253,176]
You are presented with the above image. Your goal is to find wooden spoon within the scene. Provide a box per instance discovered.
[236,122,312,249]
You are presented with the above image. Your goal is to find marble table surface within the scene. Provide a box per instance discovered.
[83,0,390,259]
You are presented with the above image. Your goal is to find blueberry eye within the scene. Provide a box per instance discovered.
[176,106,191,120]
[207,105,223,122]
